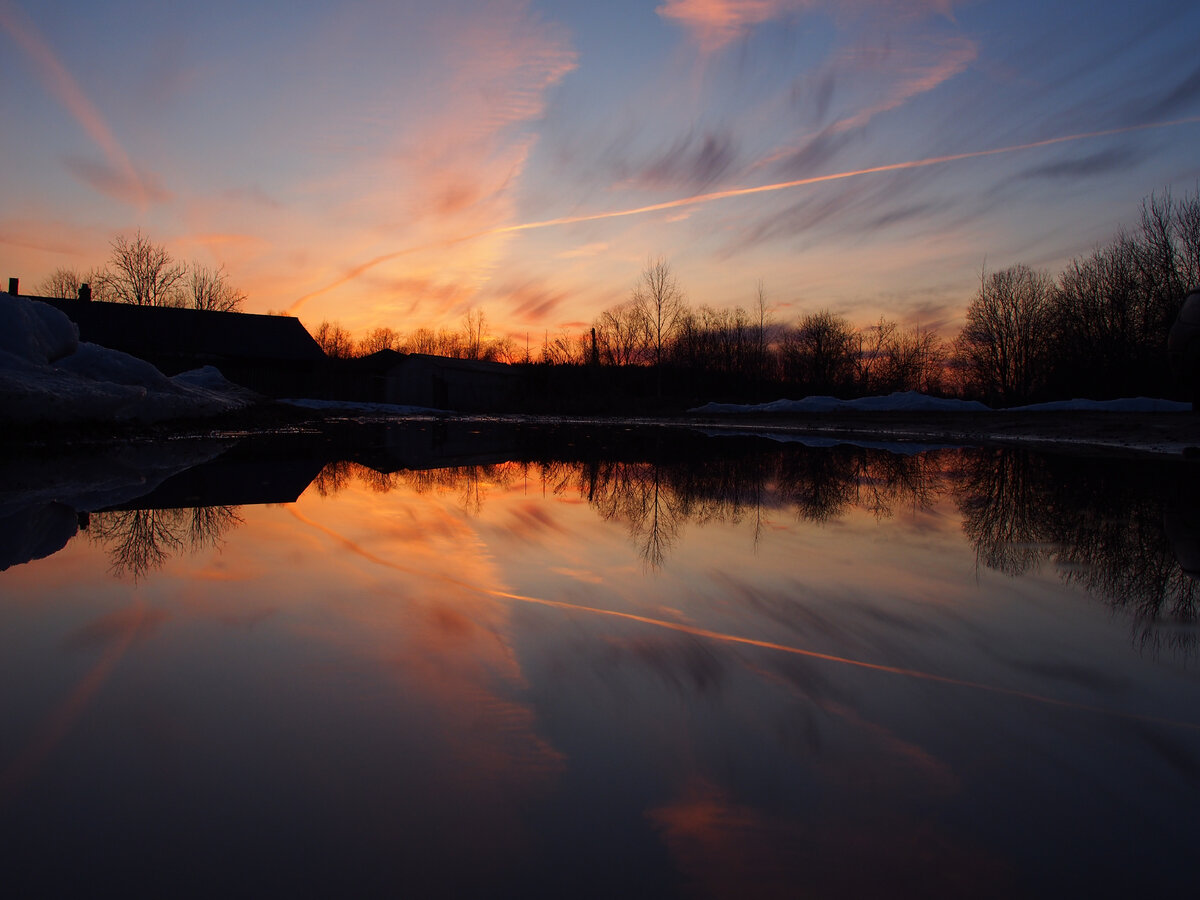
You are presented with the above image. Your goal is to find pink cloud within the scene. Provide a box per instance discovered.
[658,0,964,52]
[657,0,794,52]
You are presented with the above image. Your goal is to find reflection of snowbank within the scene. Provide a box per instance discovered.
[695,429,954,454]
[0,439,234,570]
[691,390,1190,414]
[0,292,256,424]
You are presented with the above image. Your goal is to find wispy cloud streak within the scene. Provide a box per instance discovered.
[0,0,163,209]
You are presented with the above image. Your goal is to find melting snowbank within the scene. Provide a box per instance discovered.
[0,292,256,424]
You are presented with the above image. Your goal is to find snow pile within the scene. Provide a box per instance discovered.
[1011,397,1190,412]
[691,391,990,414]
[0,290,78,364]
[692,391,1191,415]
[0,293,256,424]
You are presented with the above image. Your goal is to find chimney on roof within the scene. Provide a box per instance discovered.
[78,283,92,302]
[7,277,17,295]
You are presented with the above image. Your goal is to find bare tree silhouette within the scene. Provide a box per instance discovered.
[100,230,187,307]
[187,263,246,312]
[956,265,1054,405]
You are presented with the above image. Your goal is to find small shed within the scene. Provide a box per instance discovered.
[341,351,523,412]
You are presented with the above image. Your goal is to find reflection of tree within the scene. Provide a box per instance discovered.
[954,451,1198,633]
[88,506,243,580]
[957,449,1051,575]
[588,462,684,568]
[773,448,942,525]
[312,459,356,497]
[311,459,524,516]
[584,449,945,568]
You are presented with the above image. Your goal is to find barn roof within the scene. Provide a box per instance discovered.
[38,297,325,364]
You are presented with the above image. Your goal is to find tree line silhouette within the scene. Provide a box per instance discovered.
[310,187,1198,406]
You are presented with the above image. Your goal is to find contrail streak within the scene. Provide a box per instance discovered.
[0,0,153,209]
[493,117,1200,232]
[285,115,1200,315]
[289,506,1200,732]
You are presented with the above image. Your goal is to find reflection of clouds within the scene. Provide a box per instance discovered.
[282,478,567,869]
[648,777,810,899]
[647,773,1002,899]
[1,600,150,801]
[503,501,571,545]
[548,566,606,585]
[599,635,727,698]
[63,605,170,652]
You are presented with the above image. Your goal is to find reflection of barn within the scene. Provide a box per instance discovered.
[334,350,523,412]
[38,296,326,396]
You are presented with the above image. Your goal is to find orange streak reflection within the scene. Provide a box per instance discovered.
[0,601,147,802]
[290,509,1200,732]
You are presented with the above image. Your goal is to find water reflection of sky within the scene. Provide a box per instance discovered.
[2,449,1199,897]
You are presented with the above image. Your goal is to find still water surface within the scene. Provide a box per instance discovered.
[1,422,1198,897]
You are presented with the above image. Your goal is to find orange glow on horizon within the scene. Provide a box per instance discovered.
[285,116,1200,317]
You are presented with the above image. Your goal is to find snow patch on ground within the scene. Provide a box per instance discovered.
[281,398,444,415]
[691,390,1190,415]
[694,428,955,454]
[1011,397,1190,412]
[0,293,256,424]
[691,391,990,414]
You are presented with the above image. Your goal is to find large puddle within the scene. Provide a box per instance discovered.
[2,421,1198,897]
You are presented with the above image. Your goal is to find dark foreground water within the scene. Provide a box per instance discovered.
[2,421,1199,898]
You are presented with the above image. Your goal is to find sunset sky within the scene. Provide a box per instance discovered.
[2,0,1198,342]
